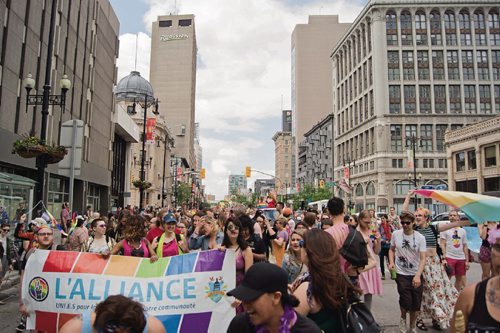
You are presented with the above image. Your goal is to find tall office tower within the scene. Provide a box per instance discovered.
[228,174,247,195]
[291,15,351,182]
[150,14,197,169]
[282,110,292,132]
[0,0,120,216]
[331,0,499,213]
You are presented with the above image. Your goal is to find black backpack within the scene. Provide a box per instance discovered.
[340,225,369,268]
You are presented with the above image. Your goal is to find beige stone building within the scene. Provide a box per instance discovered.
[0,0,120,217]
[273,132,293,195]
[292,15,351,184]
[446,116,500,197]
[331,0,499,213]
[149,14,197,170]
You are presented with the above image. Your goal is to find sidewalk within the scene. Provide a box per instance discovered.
[0,271,20,293]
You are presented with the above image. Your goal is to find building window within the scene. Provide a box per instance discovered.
[455,152,466,172]
[386,11,398,45]
[179,19,192,27]
[436,125,447,151]
[447,50,460,80]
[445,10,457,45]
[395,181,413,195]
[495,85,500,113]
[417,51,430,80]
[87,183,100,212]
[456,179,478,193]
[423,159,435,168]
[492,51,500,80]
[462,50,474,80]
[430,10,442,45]
[449,85,462,113]
[415,11,427,45]
[484,177,500,193]
[402,51,415,80]
[432,51,445,80]
[400,10,413,45]
[390,125,402,152]
[404,86,416,113]
[389,85,401,114]
[459,10,472,45]
[420,124,433,151]
[467,150,477,170]
[474,10,487,45]
[159,20,172,27]
[419,85,431,114]
[392,159,403,168]
[366,182,375,195]
[387,51,400,80]
[479,85,492,114]
[485,146,497,167]
[464,85,477,113]
[477,50,489,80]
[434,85,446,114]
[438,158,448,168]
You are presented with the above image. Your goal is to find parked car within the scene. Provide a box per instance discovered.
[430,212,468,226]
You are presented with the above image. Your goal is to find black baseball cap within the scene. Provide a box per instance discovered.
[227,262,289,302]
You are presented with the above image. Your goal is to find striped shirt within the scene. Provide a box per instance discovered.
[416,226,438,248]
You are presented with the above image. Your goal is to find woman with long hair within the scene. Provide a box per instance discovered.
[357,210,383,310]
[114,209,132,242]
[110,215,157,262]
[282,230,307,283]
[222,218,253,314]
[378,213,393,279]
[268,216,288,267]
[83,218,116,254]
[292,229,360,332]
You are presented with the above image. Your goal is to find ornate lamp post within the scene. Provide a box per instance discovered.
[405,134,423,210]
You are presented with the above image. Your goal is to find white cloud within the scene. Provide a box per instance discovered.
[115,0,365,199]
[116,32,151,80]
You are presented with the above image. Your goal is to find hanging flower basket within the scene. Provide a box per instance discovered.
[44,146,68,164]
[133,180,152,190]
[12,136,46,158]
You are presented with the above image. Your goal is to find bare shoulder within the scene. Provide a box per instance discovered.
[59,315,83,333]
[148,316,167,333]
[455,283,477,315]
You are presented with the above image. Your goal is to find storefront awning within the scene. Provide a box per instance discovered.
[0,172,36,187]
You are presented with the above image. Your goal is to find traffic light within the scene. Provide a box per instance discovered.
[200,168,206,179]
[245,166,251,178]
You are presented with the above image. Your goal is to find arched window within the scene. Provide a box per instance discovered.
[400,10,412,30]
[459,10,471,30]
[415,11,427,30]
[489,9,500,29]
[355,184,364,196]
[474,10,485,29]
[395,180,413,195]
[366,182,376,196]
[444,10,456,29]
[430,10,441,30]
[386,11,397,29]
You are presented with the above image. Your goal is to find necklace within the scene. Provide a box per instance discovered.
[486,277,500,309]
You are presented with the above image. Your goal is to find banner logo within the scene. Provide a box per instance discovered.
[29,277,49,302]
[205,276,227,303]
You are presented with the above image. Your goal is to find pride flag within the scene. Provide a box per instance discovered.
[22,250,236,332]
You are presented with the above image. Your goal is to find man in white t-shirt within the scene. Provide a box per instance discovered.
[389,211,427,333]
[440,210,469,291]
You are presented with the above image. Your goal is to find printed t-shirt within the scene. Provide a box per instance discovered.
[391,229,427,276]
[440,227,467,260]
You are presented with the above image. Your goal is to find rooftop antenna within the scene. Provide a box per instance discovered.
[174,0,178,15]
[134,33,138,71]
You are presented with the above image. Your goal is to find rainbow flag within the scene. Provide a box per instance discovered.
[42,210,66,235]
[22,250,236,332]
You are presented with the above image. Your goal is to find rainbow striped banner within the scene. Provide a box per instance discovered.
[22,250,236,332]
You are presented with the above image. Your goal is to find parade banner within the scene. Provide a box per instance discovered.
[22,250,236,332]
[146,118,156,144]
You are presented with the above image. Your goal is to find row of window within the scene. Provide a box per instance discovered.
[390,124,463,153]
[389,84,500,115]
[388,50,500,82]
[456,177,500,193]
[392,158,448,169]
[159,19,192,28]
[337,91,374,135]
[336,20,373,82]
[455,144,499,172]
[386,9,500,47]
[336,161,376,181]
[337,128,375,165]
[337,59,373,109]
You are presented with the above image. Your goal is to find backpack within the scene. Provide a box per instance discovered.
[340,225,369,268]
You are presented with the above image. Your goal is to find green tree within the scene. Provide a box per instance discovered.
[289,184,333,210]
[176,182,192,206]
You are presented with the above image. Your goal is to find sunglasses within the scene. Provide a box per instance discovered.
[401,221,412,225]
[227,224,240,231]
[37,232,53,236]
[2,229,10,232]
[97,224,107,228]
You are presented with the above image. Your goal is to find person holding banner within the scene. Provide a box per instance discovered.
[154,212,189,258]
[227,262,321,333]
[110,215,158,262]
[83,218,116,254]
[60,294,166,333]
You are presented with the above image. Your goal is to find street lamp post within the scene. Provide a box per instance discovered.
[130,95,159,211]
[406,134,422,210]
[343,156,356,212]
[23,0,72,205]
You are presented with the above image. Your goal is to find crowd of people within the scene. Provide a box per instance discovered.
[0,193,499,332]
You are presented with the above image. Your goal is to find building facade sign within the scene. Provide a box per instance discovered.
[160,34,189,42]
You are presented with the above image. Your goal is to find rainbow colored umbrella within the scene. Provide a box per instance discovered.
[415,189,500,223]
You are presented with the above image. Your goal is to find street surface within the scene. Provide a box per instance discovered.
[0,262,482,332]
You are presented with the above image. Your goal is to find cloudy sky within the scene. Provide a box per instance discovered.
[109,0,366,199]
